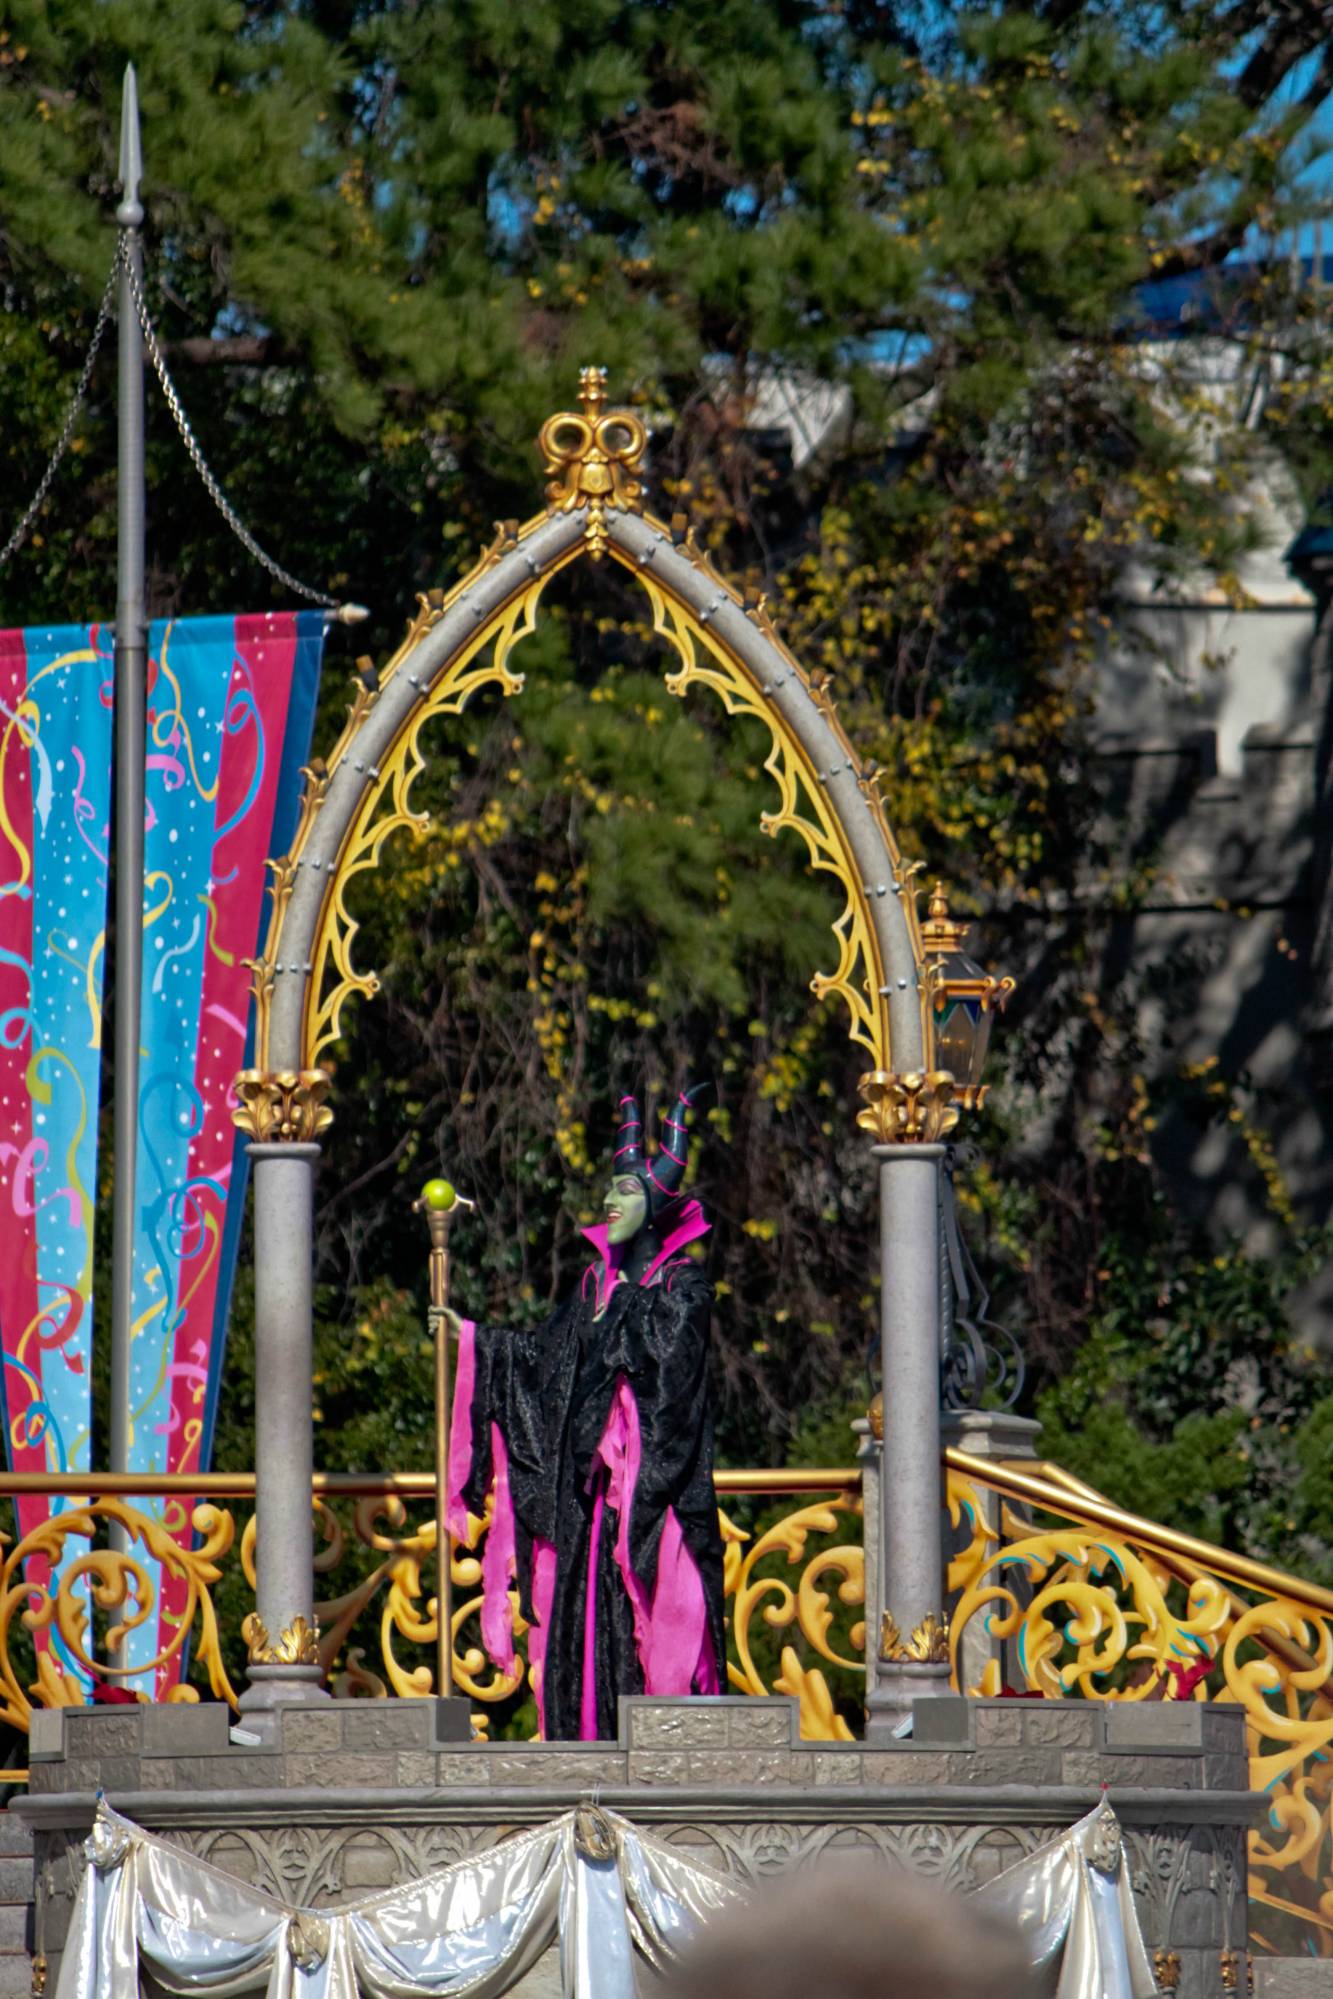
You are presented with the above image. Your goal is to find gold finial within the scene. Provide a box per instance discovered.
[539,368,647,559]
[578,365,608,420]
[921,881,968,956]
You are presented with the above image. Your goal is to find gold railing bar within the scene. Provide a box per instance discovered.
[0,1771,27,1784]
[947,1448,1333,1618]
[0,1468,864,1499]
[714,1469,861,1494]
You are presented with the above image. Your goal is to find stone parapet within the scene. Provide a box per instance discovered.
[15,1695,1262,1999]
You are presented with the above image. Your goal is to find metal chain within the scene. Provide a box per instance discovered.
[120,243,338,608]
[0,245,122,572]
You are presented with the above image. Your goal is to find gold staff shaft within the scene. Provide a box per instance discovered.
[424,1207,453,1700]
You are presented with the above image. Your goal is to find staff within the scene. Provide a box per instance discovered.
[414,1177,473,1700]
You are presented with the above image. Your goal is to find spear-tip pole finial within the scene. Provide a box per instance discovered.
[116,62,143,229]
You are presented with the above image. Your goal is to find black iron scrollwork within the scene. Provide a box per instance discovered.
[938,1146,1025,1412]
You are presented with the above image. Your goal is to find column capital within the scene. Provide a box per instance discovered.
[858,1068,959,1145]
[870,1142,948,1163]
[231,1067,333,1145]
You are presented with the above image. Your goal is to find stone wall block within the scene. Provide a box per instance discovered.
[1206,1754,1251,1793]
[973,1706,1023,1746]
[184,1755,297,1792]
[911,1699,972,1745]
[433,1700,473,1745]
[341,1706,433,1752]
[136,1760,186,1792]
[486,1753,627,1788]
[1201,1706,1248,1755]
[626,1703,729,1750]
[0,1819,32,1860]
[1105,1703,1204,1749]
[0,1955,34,1998]
[951,1749,1061,1788]
[686,1751,790,1787]
[0,1860,30,1903]
[810,1753,862,1785]
[82,1756,140,1794]
[859,1752,950,1786]
[395,1752,436,1789]
[26,1712,62,1761]
[0,1907,27,1952]
[282,1752,397,1790]
[26,1763,74,1796]
[727,1706,795,1748]
[280,1709,344,1755]
[141,1704,235,1758]
[62,1713,141,1759]
[434,1754,493,1786]
[1021,1708,1099,1749]
[626,1753,689,1786]
[1063,1748,1202,1788]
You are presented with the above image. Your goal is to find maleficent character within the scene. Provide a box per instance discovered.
[443,1086,725,1741]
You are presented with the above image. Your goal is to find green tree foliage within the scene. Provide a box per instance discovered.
[1,1,1331,1499]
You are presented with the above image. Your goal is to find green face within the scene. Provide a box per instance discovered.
[603,1174,648,1245]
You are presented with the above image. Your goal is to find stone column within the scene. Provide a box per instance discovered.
[232,1071,331,1711]
[865,1140,949,1738]
[941,1405,1042,1697]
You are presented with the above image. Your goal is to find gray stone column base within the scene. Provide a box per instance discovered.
[238,1662,330,1713]
[865,1659,951,1740]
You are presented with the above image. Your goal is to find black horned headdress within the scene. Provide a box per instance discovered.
[613,1082,709,1218]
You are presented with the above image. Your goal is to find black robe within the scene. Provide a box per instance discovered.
[450,1253,725,1741]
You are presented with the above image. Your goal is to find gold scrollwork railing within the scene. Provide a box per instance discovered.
[945,1450,1333,1958]
[0,1468,864,1749]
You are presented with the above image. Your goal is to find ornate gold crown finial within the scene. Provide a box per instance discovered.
[539,367,647,559]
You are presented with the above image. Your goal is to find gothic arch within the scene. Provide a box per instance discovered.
[240,372,935,1138]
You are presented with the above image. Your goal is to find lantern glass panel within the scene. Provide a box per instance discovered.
[932,951,992,1089]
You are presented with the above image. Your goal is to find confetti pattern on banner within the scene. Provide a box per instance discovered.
[125,612,324,1690]
[0,623,113,1683]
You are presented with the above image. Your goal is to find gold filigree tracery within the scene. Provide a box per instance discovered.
[263,519,921,1080]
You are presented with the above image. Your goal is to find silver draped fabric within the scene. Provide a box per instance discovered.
[978,1801,1159,1999]
[59,1796,1154,1999]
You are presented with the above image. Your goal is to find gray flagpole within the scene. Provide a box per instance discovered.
[109,64,146,1491]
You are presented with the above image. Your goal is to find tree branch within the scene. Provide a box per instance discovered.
[166,334,300,367]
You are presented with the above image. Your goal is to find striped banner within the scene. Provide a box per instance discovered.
[125,612,324,1688]
[0,611,324,1698]
[0,623,113,1688]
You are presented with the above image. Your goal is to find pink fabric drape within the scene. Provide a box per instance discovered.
[592,1375,715,1700]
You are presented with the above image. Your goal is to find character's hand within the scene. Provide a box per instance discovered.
[431,1306,463,1341]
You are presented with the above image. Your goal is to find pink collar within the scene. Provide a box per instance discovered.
[580,1198,711,1297]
